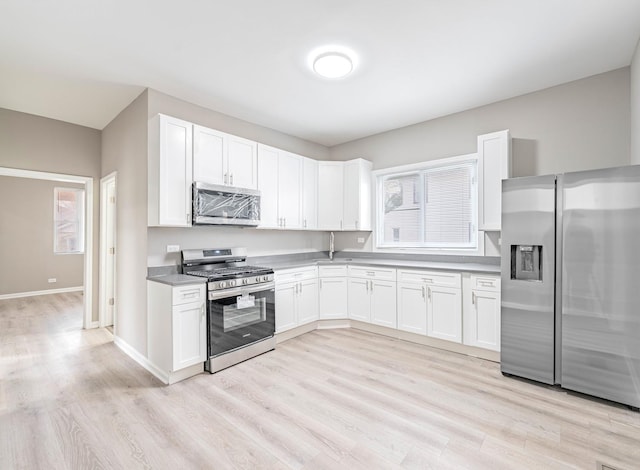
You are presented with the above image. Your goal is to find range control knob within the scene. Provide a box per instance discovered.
[242,278,249,285]
[228,280,236,287]
[218,281,226,289]
[262,275,269,282]
[255,276,262,283]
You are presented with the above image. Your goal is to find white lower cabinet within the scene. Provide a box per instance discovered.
[318,265,348,319]
[147,281,207,384]
[275,266,318,333]
[464,274,501,351]
[397,270,462,343]
[347,266,397,328]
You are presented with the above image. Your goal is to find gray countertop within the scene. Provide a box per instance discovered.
[146,273,207,286]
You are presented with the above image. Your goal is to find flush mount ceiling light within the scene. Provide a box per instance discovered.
[309,46,357,79]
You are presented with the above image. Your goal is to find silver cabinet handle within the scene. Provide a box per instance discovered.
[224,173,228,185]
[230,173,234,185]
[303,219,307,228]
[366,271,375,276]
[421,286,425,299]
[472,291,476,304]
[319,279,323,289]
[427,287,431,300]
[355,220,359,229]
[370,281,373,292]
[340,220,343,230]
[283,217,286,228]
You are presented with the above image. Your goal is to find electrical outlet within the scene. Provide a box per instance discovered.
[166,245,180,253]
[357,237,365,243]
[48,278,57,283]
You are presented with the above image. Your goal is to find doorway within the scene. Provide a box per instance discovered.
[99,172,117,329]
[0,167,94,329]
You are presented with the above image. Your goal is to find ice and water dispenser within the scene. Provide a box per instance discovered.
[511,245,543,281]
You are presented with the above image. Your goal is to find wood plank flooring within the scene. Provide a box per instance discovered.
[1,293,639,469]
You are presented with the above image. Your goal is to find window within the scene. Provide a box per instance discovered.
[54,187,85,254]
[376,156,477,249]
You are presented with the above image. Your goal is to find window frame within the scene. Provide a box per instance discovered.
[53,186,86,255]
[374,153,481,253]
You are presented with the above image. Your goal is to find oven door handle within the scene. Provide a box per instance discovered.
[208,281,275,300]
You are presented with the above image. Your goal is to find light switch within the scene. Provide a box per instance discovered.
[357,237,365,243]
[166,245,180,253]
[48,278,57,283]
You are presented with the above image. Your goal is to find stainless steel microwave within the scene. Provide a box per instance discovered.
[192,182,261,226]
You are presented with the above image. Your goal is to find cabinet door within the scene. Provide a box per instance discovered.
[275,283,297,333]
[227,135,258,189]
[158,115,193,226]
[370,280,397,328]
[302,157,318,230]
[427,285,462,343]
[172,301,206,371]
[347,278,370,322]
[257,145,279,228]
[193,125,226,185]
[397,282,427,335]
[297,279,319,325]
[317,162,344,230]
[278,152,302,229]
[468,289,500,351]
[319,277,348,319]
[478,130,511,231]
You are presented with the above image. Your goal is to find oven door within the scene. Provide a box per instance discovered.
[208,282,275,357]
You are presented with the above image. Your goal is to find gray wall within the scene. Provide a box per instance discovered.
[0,177,84,295]
[101,90,149,354]
[330,68,631,252]
[631,38,640,164]
[0,109,101,317]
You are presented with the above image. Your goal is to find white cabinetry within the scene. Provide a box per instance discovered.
[347,266,397,327]
[397,270,462,343]
[343,159,372,231]
[193,124,258,189]
[147,281,207,384]
[317,159,373,231]
[478,130,511,231]
[257,144,302,229]
[275,266,318,332]
[301,157,318,230]
[464,274,501,351]
[318,265,348,319]
[317,162,344,230]
[148,114,193,227]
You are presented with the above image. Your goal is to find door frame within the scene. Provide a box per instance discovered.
[0,166,94,329]
[99,172,117,328]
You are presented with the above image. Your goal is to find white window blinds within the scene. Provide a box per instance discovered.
[377,158,477,249]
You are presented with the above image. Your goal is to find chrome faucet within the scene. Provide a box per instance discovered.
[329,231,335,261]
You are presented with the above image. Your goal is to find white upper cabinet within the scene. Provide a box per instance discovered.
[193,124,258,189]
[257,144,302,229]
[318,162,344,230]
[478,130,511,231]
[301,157,318,230]
[148,114,193,227]
[343,159,372,231]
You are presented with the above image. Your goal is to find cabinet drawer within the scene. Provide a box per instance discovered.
[397,269,461,288]
[318,265,347,277]
[275,266,318,283]
[173,284,205,306]
[348,266,396,281]
[471,275,500,292]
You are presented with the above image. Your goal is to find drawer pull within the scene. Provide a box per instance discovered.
[366,271,375,276]
[422,278,433,283]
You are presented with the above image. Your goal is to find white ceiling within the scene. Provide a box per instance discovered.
[1,0,640,147]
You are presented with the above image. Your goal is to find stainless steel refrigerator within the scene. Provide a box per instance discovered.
[501,165,640,409]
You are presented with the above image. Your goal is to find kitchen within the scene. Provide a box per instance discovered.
[2,1,640,468]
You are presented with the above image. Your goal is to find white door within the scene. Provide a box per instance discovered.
[257,145,279,228]
[470,289,501,351]
[397,282,427,335]
[428,285,462,343]
[278,152,302,229]
[297,279,319,325]
[275,283,297,332]
[227,136,257,189]
[104,178,116,326]
[317,162,344,230]
[370,280,397,328]
[302,157,318,230]
[319,277,348,319]
[159,115,192,226]
[172,301,206,371]
[347,278,370,322]
[193,125,226,185]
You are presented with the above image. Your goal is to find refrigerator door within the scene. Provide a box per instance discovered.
[501,175,557,384]
[560,166,640,408]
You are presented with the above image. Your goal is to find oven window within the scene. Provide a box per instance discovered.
[223,295,266,332]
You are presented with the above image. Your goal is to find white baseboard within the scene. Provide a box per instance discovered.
[114,336,168,383]
[0,286,83,300]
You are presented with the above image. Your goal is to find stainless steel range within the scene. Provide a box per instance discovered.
[181,248,275,373]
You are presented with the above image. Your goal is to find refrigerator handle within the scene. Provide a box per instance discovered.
[554,174,563,385]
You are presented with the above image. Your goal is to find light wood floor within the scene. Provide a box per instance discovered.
[1,293,639,469]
